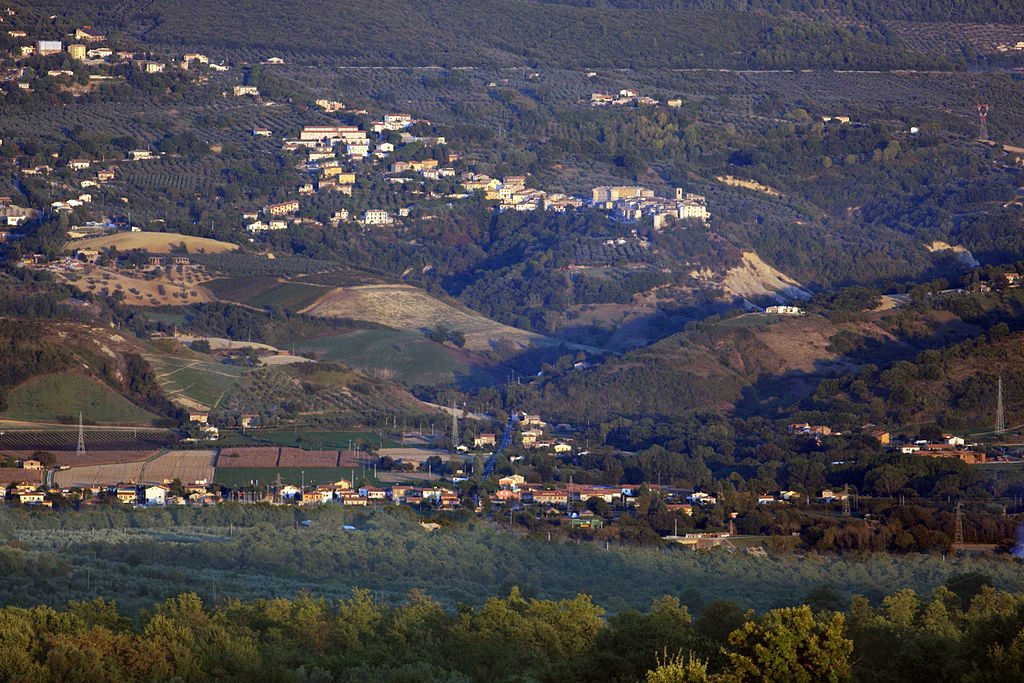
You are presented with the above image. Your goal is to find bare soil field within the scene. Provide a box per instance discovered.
[55,449,216,487]
[215,446,280,468]
[337,449,366,467]
[300,284,547,352]
[0,468,43,484]
[278,448,339,467]
[67,231,238,254]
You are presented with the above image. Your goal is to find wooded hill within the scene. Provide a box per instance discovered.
[508,285,1024,429]
[28,0,954,70]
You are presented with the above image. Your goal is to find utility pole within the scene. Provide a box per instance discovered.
[451,399,458,452]
[955,501,965,546]
[842,483,851,517]
[996,375,1006,434]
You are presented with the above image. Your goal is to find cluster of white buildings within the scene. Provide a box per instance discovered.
[591,186,709,229]
[590,89,661,107]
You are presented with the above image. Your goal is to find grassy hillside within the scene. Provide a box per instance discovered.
[1,373,161,425]
[0,318,179,426]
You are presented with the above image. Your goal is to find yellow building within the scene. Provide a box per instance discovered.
[68,44,86,61]
[320,168,355,184]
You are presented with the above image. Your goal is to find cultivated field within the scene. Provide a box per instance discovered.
[63,266,216,307]
[300,284,548,352]
[55,449,216,487]
[67,231,239,254]
[215,446,281,468]
[143,353,248,410]
[1,373,160,425]
[0,468,43,484]
[255,429,402,450]
[213,466,357,488]
[204,276,329,310]
[214,446,366,468]
[295,328,491,387]
[278,448,341,467]
[0,450,160,467]
[0,429,176,452]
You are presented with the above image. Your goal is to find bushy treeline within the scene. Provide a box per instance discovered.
[4,577,1024,681]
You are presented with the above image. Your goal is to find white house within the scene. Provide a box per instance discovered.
[361,210,391,225]
[143,484,169,505]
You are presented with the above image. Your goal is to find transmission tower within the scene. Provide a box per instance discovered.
[76,411,85,459]
[976,104,990,140]
[954,501,965,546]
[996,375,1006,434]
[841,483,851,517]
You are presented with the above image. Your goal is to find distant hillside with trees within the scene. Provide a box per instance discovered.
[30,0,955,70]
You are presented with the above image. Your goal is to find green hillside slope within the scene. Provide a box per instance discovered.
[2,373,160,425]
